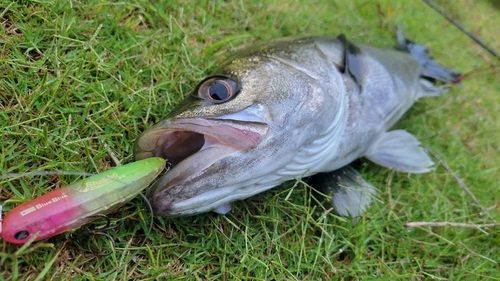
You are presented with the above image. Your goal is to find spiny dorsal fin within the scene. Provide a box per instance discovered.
[337,34,364,92]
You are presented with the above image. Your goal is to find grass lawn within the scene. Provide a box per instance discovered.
[1,0,499,280]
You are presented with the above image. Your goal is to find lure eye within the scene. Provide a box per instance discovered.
[14,230,30,240]
[194,76,239,104]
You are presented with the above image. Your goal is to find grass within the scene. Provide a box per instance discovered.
[1,0,499,280]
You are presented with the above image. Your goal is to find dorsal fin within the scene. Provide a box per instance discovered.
[337,34,364,92]
[396,28,461,84]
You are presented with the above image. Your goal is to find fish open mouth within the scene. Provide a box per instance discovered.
[134,117,269,197]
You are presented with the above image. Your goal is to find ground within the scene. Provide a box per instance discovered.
[1,0,499,280]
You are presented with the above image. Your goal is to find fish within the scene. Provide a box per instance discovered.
[134,30,460,217]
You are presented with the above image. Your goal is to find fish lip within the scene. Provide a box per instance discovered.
[135,117,269,213]
[150,181,248,216]
[136,117,269,161]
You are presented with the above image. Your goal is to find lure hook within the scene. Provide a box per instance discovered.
[71,214,121,256]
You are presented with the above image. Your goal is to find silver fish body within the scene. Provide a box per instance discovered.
[135,34,459,217]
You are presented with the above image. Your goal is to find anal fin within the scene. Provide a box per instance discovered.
[310,166,376,218]
[366,130,434,173]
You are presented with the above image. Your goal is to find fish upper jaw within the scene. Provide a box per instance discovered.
[135,117,268,162]
[134,112,269,216]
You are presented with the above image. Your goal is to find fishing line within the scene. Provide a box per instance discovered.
[135,192,154,249]
[0,171,96,180]
[422,0,499,59]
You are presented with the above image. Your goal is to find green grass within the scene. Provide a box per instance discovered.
[1,0,499,280]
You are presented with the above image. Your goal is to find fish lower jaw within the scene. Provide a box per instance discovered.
[151,181,280,217]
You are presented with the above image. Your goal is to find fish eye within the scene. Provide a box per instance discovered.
[207,81,230,101]
[14,230,30,240]
[194,76,239,104]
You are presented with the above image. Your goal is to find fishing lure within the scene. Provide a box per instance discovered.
[0,157,166,244]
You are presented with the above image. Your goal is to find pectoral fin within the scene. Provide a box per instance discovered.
[366,130,434,173]
[310,166,376,218]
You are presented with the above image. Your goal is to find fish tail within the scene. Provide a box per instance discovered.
[396,27,461,96]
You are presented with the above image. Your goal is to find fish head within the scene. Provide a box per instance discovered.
[135,42,345,216]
